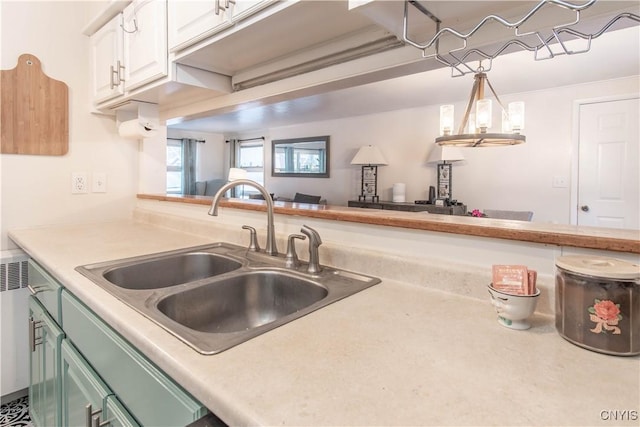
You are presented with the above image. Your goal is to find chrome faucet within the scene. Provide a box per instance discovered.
[208,179,278,256]
[300,225,322,274]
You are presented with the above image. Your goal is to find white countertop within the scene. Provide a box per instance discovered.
[9,219,640,426]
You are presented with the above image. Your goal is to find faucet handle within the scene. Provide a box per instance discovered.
[241,225,261,252]
[285,234,306,268]
[300,225,322,246]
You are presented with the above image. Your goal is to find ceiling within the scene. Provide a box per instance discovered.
[167,24,639,134]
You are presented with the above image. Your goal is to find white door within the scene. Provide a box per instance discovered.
[578,98,640,229]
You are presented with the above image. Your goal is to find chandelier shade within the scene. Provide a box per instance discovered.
[436,70,526,147]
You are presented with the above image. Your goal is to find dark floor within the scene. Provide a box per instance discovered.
[0,396,32,427]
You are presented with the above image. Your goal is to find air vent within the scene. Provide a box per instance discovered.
[1,250,30,292]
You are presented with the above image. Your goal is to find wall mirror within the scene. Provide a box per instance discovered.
[272,136,330,178]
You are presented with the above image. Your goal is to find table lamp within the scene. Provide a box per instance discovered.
[426,145,464,200]
[351,145,388,203]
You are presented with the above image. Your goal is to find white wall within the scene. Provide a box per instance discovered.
[0,1,140,398]
[0,1,140,251]
[242,76,639,224]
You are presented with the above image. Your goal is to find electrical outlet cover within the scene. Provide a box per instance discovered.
[71,172,88,194]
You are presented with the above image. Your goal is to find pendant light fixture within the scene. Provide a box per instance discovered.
[437,65,526,147]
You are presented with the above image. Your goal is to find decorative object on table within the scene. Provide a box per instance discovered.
[488,264,540,330]
[427,144,464,200]
[435,67,526,147]
[555,255,640,356]
[351,145,388,203]
[469,209,486,217]
[392,183,406,203]
[1,53,69,155]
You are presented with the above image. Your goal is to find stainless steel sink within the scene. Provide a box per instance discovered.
[103,253,242,289]
[157,271,328,333]
[76,242,380,354]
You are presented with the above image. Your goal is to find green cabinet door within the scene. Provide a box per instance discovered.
[61,340,140,427]
[61,290,208,426]
[28,296,64,427]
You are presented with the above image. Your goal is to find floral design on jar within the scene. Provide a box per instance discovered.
[588,299,622,335]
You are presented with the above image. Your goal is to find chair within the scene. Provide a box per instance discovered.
[248,193,275,200]
[292,192,322,204]
[484,209,533,221]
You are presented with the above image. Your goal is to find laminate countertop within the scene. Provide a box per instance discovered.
[138,194,640,254]
[9,219,639,426]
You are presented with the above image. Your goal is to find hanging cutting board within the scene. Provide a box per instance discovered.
[1,54,69,155]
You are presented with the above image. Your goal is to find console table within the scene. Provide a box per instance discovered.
[348,200,467,215]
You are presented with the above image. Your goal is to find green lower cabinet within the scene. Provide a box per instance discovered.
[28,296,64,427]
[61,340,139,427]
[61,290,209,426]
[27,259,210,427]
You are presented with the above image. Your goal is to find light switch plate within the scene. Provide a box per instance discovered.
[552,176,568,188]
[92,172,107,193]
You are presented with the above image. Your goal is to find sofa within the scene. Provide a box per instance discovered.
[194,179,227,197]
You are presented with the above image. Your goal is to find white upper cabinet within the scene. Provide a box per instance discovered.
[123,0,168,91]
[168,0,275,53]
[168,1,232,52]
[90,0,168,106]
[90,13,125,104]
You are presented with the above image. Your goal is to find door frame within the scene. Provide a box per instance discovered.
[570,93,639,226]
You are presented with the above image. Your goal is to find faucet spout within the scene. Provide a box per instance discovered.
[208,179,278,256]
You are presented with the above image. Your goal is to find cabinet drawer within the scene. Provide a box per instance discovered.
[61,290,208,426]
[28,260,63,324]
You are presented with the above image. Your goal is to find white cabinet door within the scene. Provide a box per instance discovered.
[123,0,168,91]
[168,0,232,52]
[90,13,124,103]
[231,0,275,22]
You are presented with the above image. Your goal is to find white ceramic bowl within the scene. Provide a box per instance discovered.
[487,284,541,330]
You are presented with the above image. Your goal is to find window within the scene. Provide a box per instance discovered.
[235,141,264,198]
[166,139,199,194]
[166,140,183,194]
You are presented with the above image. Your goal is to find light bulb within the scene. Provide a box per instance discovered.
[475,99,492,132]
[439,105,454,136]
[468,113,476,134]
[509,102,525,133]
[501,109,511,133]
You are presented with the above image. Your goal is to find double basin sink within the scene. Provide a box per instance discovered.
[76,242,380,354]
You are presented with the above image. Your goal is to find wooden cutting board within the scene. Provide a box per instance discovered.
[1,54,69,155]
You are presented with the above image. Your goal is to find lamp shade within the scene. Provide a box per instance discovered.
[228,168,248,181]
[350,145,388,165]
[426,145,465,164]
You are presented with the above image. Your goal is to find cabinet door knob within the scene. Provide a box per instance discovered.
[580,205,590,212]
